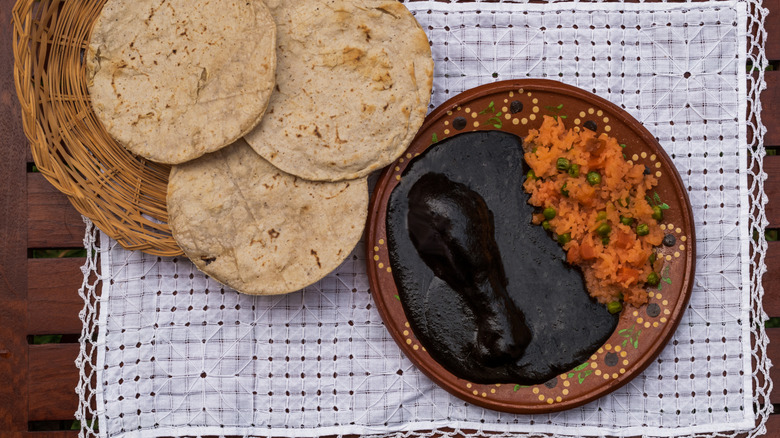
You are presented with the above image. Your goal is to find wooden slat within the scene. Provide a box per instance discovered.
[764,415,780,438]
[764,156,780,226]
[763,242,780,315]
[24,433,79,438]
[28,344,80,422]
[767,328,780,404]
[0,0,30,430]
[766,0,780,61]
[27,173,85,249]
[27,258,85,336]
[764,71,780,146]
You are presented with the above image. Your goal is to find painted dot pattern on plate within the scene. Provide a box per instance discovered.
[370,82,693,411]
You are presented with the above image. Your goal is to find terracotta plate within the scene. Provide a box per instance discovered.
[365,79,696,414]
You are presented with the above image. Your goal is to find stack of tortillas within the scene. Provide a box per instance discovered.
[86,0,433,294]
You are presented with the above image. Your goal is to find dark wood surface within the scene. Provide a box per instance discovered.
[0,1,777,437]
[1,0,32,433]
[766,0,780,60]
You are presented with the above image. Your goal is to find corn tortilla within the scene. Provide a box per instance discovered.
[244,0,433,181]
[86,0,277,164]
[167,139,368,295]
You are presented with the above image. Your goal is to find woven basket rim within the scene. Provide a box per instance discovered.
[12,0,182,256]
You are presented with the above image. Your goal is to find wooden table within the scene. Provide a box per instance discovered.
[1,0,779,436]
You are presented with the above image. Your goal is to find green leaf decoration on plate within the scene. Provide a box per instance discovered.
[487,114,503,129]
[477,101,503,128]
[577,369,593,384]
[566,362,594,384]
[646,192,671,210]
[658,265,672,290]
[545,103,567,121]
[479,100,496,115]
[619,324,642,349]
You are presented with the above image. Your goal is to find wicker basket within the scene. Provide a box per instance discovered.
[12,0,182,256]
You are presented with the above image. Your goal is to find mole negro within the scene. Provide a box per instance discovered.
[408,172,532,367]
[386,131,619,385]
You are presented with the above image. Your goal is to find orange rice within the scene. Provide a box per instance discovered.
[522,116,663,307]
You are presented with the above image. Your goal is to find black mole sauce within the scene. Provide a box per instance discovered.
[408,173,532,367]
[386,131,619,385]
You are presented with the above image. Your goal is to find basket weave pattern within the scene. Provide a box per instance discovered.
[12,0,182,256]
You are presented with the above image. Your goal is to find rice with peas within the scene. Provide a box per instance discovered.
[522,116,664,309]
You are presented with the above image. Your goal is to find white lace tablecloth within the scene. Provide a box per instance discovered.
[75,1,772,437]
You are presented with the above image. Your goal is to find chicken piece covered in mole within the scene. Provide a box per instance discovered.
[407,172,532,366]
[387,131,618,384]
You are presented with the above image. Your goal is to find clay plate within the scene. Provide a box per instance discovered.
[366,79,696,414]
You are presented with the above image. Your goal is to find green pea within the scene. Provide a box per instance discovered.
[587,171,602,186]
[543,207,557,220]
[568,163,580,177]
[649,253,657,265]
[652,205,664,221]
[557,232,572,245]
[596,211,607,221]
[646,272,660,286]
[620,216,634,226]
[607,301,623,314]
[596,223,612,237]
[602,237,611,246]
[636,223,650,236]
[561,182,569,197]
[542,221,551,231]
[556,157,571,172]
[526,169,536,181]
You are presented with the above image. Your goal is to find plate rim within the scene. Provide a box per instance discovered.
[365,78,696,414]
